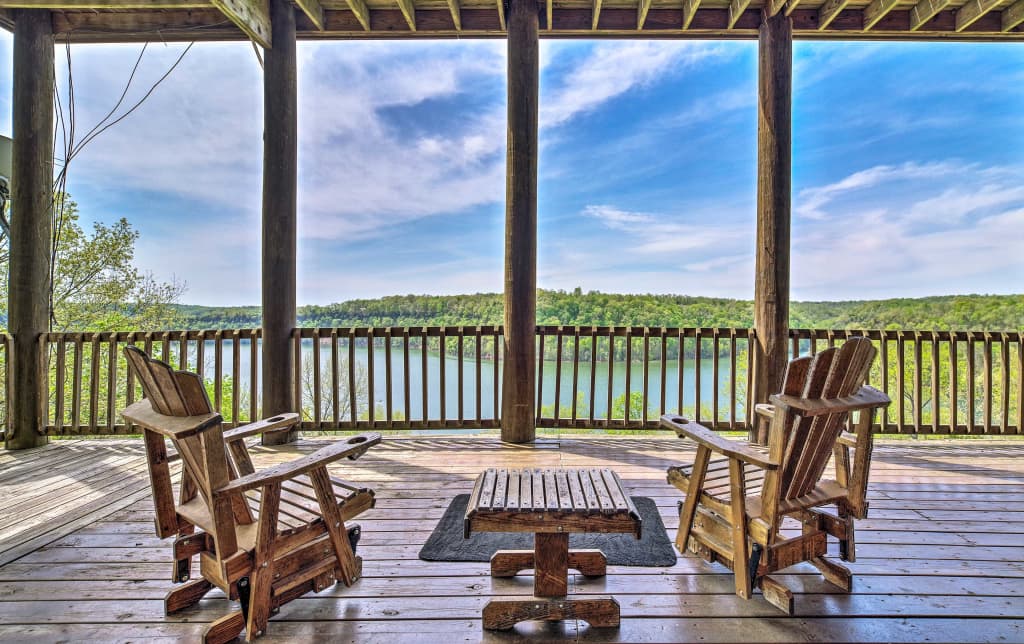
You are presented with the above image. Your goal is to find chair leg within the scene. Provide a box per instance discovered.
[204,610,245,644]
[164,578,213,614]
[838,512,856,562]
[676,445,712,552]
[759,575,794,614]
[810,556,853,592]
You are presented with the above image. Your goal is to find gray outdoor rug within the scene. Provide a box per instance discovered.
[418,494,678,566]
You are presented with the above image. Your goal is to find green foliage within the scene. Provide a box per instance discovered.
[0,195,183,332]
[173,291,1024,333]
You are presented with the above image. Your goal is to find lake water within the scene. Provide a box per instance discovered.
[191,339,746,422]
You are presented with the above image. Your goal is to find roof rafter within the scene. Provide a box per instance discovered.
[395,0,415,29]
[909,0,951,30]
[294,0,324,29]
[546,0,552,29]
[592,0,601,28]
[211,0,270,47]
[862,0,900,30]
[784,0,802,16]
[766,0,786,15]
[344,0,369,29]
[955,0,1000,30]
[816,0,848,29]
[727,0,751,28]
[637,0,650,29]
[1005,0,1024,30]
[496,0,505,30]
[446,0,460,30]
[681,0,700,29]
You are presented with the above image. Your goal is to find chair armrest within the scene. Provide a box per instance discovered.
[837,431,858,448]
[122,400,222,439]
[771,386,891,417]
[660,415,777,469]
[222,412,300,442]
[753,403,775,419]
[215,433,381,497]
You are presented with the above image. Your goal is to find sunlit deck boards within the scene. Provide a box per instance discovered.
[1,436,1024,641]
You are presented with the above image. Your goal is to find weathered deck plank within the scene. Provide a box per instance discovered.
[1,437,1023,641]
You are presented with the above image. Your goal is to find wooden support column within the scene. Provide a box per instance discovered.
[261,0,298,445]
[6,10,54,450]
[753,11,792,409]
[501,0,539,444]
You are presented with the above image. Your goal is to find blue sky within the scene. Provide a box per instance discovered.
[0,37,1021,306]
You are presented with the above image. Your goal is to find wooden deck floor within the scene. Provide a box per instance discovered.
[1,435,1023,642]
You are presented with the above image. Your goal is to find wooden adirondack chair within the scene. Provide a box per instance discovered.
[121,346,381,643]
[661,337,890,613]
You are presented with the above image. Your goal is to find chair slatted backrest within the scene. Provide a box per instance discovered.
[125,346,250,555]
[767,337,876,504]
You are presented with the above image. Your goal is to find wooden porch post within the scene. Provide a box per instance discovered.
[501,0,539,444]
[753,11,792,408]
[261,0,298,445]
[6,11,54,450]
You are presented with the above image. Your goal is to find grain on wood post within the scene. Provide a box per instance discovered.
[753,11,792,408]
[501,0,539,444]
[7,10,54,450]
[261,0,298,445]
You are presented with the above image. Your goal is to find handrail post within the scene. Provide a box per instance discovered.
[501,0,540,444]
[753,10,792,411]
[7,10,54,449]
[261,0,299,445]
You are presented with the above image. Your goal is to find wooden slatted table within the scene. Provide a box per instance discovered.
[464,467,642,630]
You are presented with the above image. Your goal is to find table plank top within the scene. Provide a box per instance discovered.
[464,468,642,538]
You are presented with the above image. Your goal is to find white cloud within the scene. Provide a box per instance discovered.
[541,41,733,129]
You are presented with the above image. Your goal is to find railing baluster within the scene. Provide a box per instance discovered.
[983,331,993,433]
[493,327,501,424]
[405,327,413,425]
[475,326,482,426]
[367,329,376,426]
[332,329,341,427]
[535,327,545,423]
[729,329,737,430]
[931,332,940,433]
[659,330,667,417]
[624,328,633,425]
[694,329,702,425]
[55,336,65,432]
[456,329,462,426]
[571,328,580,424]
[677,329,685,416]
[1000,333,1010,435]
[313,328,322,429]
[554,327,563,424]
[107,332,117,432]
[214,330,224,414]
[385,327,394,427]
[880,330,890,432]
[438,327,445,425]
[606,334,614,425]
[589,326,597,426]
[232,330,241,427]
[89,334,101,432]
[293,329,303,421]
[421,327,429,424]
[913,331,922,432]
[72,334,83,433]
[896,331,906,433]
[712,328,720,429]
[348,328,357,424]
[250,330,259,423]
[950,332,959,432]
[1017,336,1023,435]
[641,327,650,427]
[967,333,977,433]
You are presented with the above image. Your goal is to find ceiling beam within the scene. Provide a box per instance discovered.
[591,0,600,28]
[909,0,950,30]
[294,0,324,29]
[816,0,848,28]
[496,0,505,29]
[727,0,750,28]
[446,0,460,29]
[1005,0,1024,30]
[637,0,650,28]
[862,0,899,30]
[212,0,271,46]
[345,0,369,29]
[0,0,207,7]
[546,0,551,29]
[395,0,415,29]
[955,0,1000,30]
[681,0,700,28]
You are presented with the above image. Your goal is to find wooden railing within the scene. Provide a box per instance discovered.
[9,327,1021,437]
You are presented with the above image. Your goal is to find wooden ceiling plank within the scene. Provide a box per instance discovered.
[681,0,700,28]
[345,0,369,29]
[817,0,849,29]
[727,0,750,28]
[294,0,324,29]
[211,0,271,46]
[955,0,1000,30]
[0,0,208,7]
[446,0,461,30]
[396,0,415,29]
[1004,0,1024,30]
[862,0,900,29]
[909,0,951,30]
[592,0,600,28]
[637,0,650,28]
